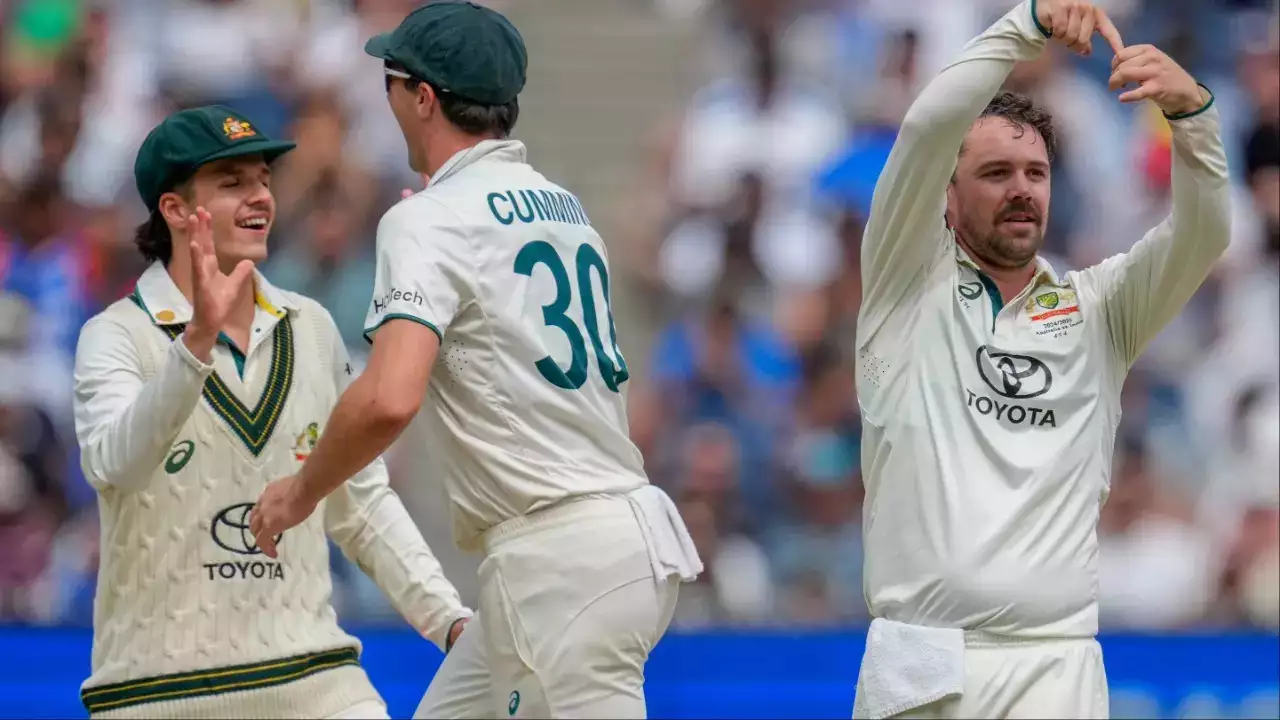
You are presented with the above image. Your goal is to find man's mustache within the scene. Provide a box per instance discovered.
[997,201,1041,223]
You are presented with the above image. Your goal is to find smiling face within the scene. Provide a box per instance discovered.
[947,117,1052,270]
[181,154,276,265]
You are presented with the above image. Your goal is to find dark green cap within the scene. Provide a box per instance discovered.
[364,1,527,105]
[133,105,296,212]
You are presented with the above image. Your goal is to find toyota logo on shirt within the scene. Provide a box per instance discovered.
[211,503,280,555]
[975,346,1053,399]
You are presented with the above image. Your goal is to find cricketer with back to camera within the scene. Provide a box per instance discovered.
[250,2,704,719]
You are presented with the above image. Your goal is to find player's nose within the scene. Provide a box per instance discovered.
[246,183,274,212]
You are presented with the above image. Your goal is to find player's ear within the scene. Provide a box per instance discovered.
[158,191,192,231]
[944,184,958,229]
[416,83,438,120]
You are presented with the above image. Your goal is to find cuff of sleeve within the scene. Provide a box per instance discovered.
[1164,84,1216,121]
[362,313,444,346]
[1030,0,1052,38]
[173,334,216,375]
[441,610,474,653]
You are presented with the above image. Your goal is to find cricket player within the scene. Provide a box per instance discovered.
[250,2,703,718]
[72,105,472,719]
[850,1,1230,717]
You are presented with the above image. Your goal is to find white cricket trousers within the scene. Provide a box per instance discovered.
[417,495,680,719]
[863,635,1109,719]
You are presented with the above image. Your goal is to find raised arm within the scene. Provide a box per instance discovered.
[73,316,212,492]
[858,0,1121,347]
[1084,48,1230,367]
[76,209,256,491]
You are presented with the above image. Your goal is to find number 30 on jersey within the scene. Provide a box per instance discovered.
[514,240,629,392]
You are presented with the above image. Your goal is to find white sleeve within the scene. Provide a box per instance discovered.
[1079,96,1232,369]
[363,198,474,344]
[857,0,1048,351]
[320,315,471,651]
[73,315,213,492]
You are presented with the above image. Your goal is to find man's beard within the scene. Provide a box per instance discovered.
[962,197,1044,267]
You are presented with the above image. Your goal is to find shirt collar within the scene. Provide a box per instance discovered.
[132,260,298,326]
[428,139,527,188]
[953,241,1062,287]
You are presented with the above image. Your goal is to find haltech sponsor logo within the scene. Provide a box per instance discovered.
[372,287,425,314]
[205,503,284,581]
[966,346,1058,428]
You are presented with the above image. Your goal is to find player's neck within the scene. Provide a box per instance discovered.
[421,130,502,179]
[958,237,1038,304]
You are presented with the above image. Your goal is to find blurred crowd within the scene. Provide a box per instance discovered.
[0,0,1276,635]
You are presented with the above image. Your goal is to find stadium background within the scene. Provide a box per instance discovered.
[0,0,1276,717]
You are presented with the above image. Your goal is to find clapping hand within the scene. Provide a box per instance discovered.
[184,207,255,359]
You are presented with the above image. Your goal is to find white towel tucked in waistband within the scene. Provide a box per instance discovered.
[625,484,703,583]
[852,618,965,719]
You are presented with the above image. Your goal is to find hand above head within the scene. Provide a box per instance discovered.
[1035,0,1125,58]
[1108,44,1207,116]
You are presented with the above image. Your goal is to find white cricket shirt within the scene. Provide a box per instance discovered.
[855,1,1231,638]
[364,140,649,552]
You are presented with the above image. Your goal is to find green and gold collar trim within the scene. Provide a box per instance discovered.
[80,647,359,714]
[127,292,295,457]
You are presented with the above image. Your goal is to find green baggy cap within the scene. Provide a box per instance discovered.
[134,105,296,212]
[365,0,527,105]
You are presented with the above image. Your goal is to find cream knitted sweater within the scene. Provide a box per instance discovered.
[72,264,469,718]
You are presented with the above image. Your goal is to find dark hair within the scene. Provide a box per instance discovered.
[388,64,519,138]
[975,91,1057,163]
[133,180,192,265]
[133,210,173,265]
[437,89,520,138]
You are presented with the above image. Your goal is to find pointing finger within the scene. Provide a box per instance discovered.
[1095,8,1125,57]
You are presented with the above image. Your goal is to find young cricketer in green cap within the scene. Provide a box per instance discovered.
[72,105,472,719]
[250,2,703,718]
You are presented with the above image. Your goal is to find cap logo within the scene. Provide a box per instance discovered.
[223,118,256,140]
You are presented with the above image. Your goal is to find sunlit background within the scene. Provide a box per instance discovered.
[0,0,1277,717]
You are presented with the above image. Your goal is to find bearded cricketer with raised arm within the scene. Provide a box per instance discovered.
[848,1,1229,718]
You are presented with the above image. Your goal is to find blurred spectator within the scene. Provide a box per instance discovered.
[0,294,68,623]
[636,294,798,534]
[264,89,380,350]
[1097,442,1221,629]
[0,173,93,428]
[265,169,378,350]
[657,0,846,329]
[669,422,775,628]
[767,344,866,625]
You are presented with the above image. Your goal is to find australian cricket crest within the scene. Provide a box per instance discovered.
[292,422,319,461]
[1026,287,1083,338]
[223,117,257,140]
